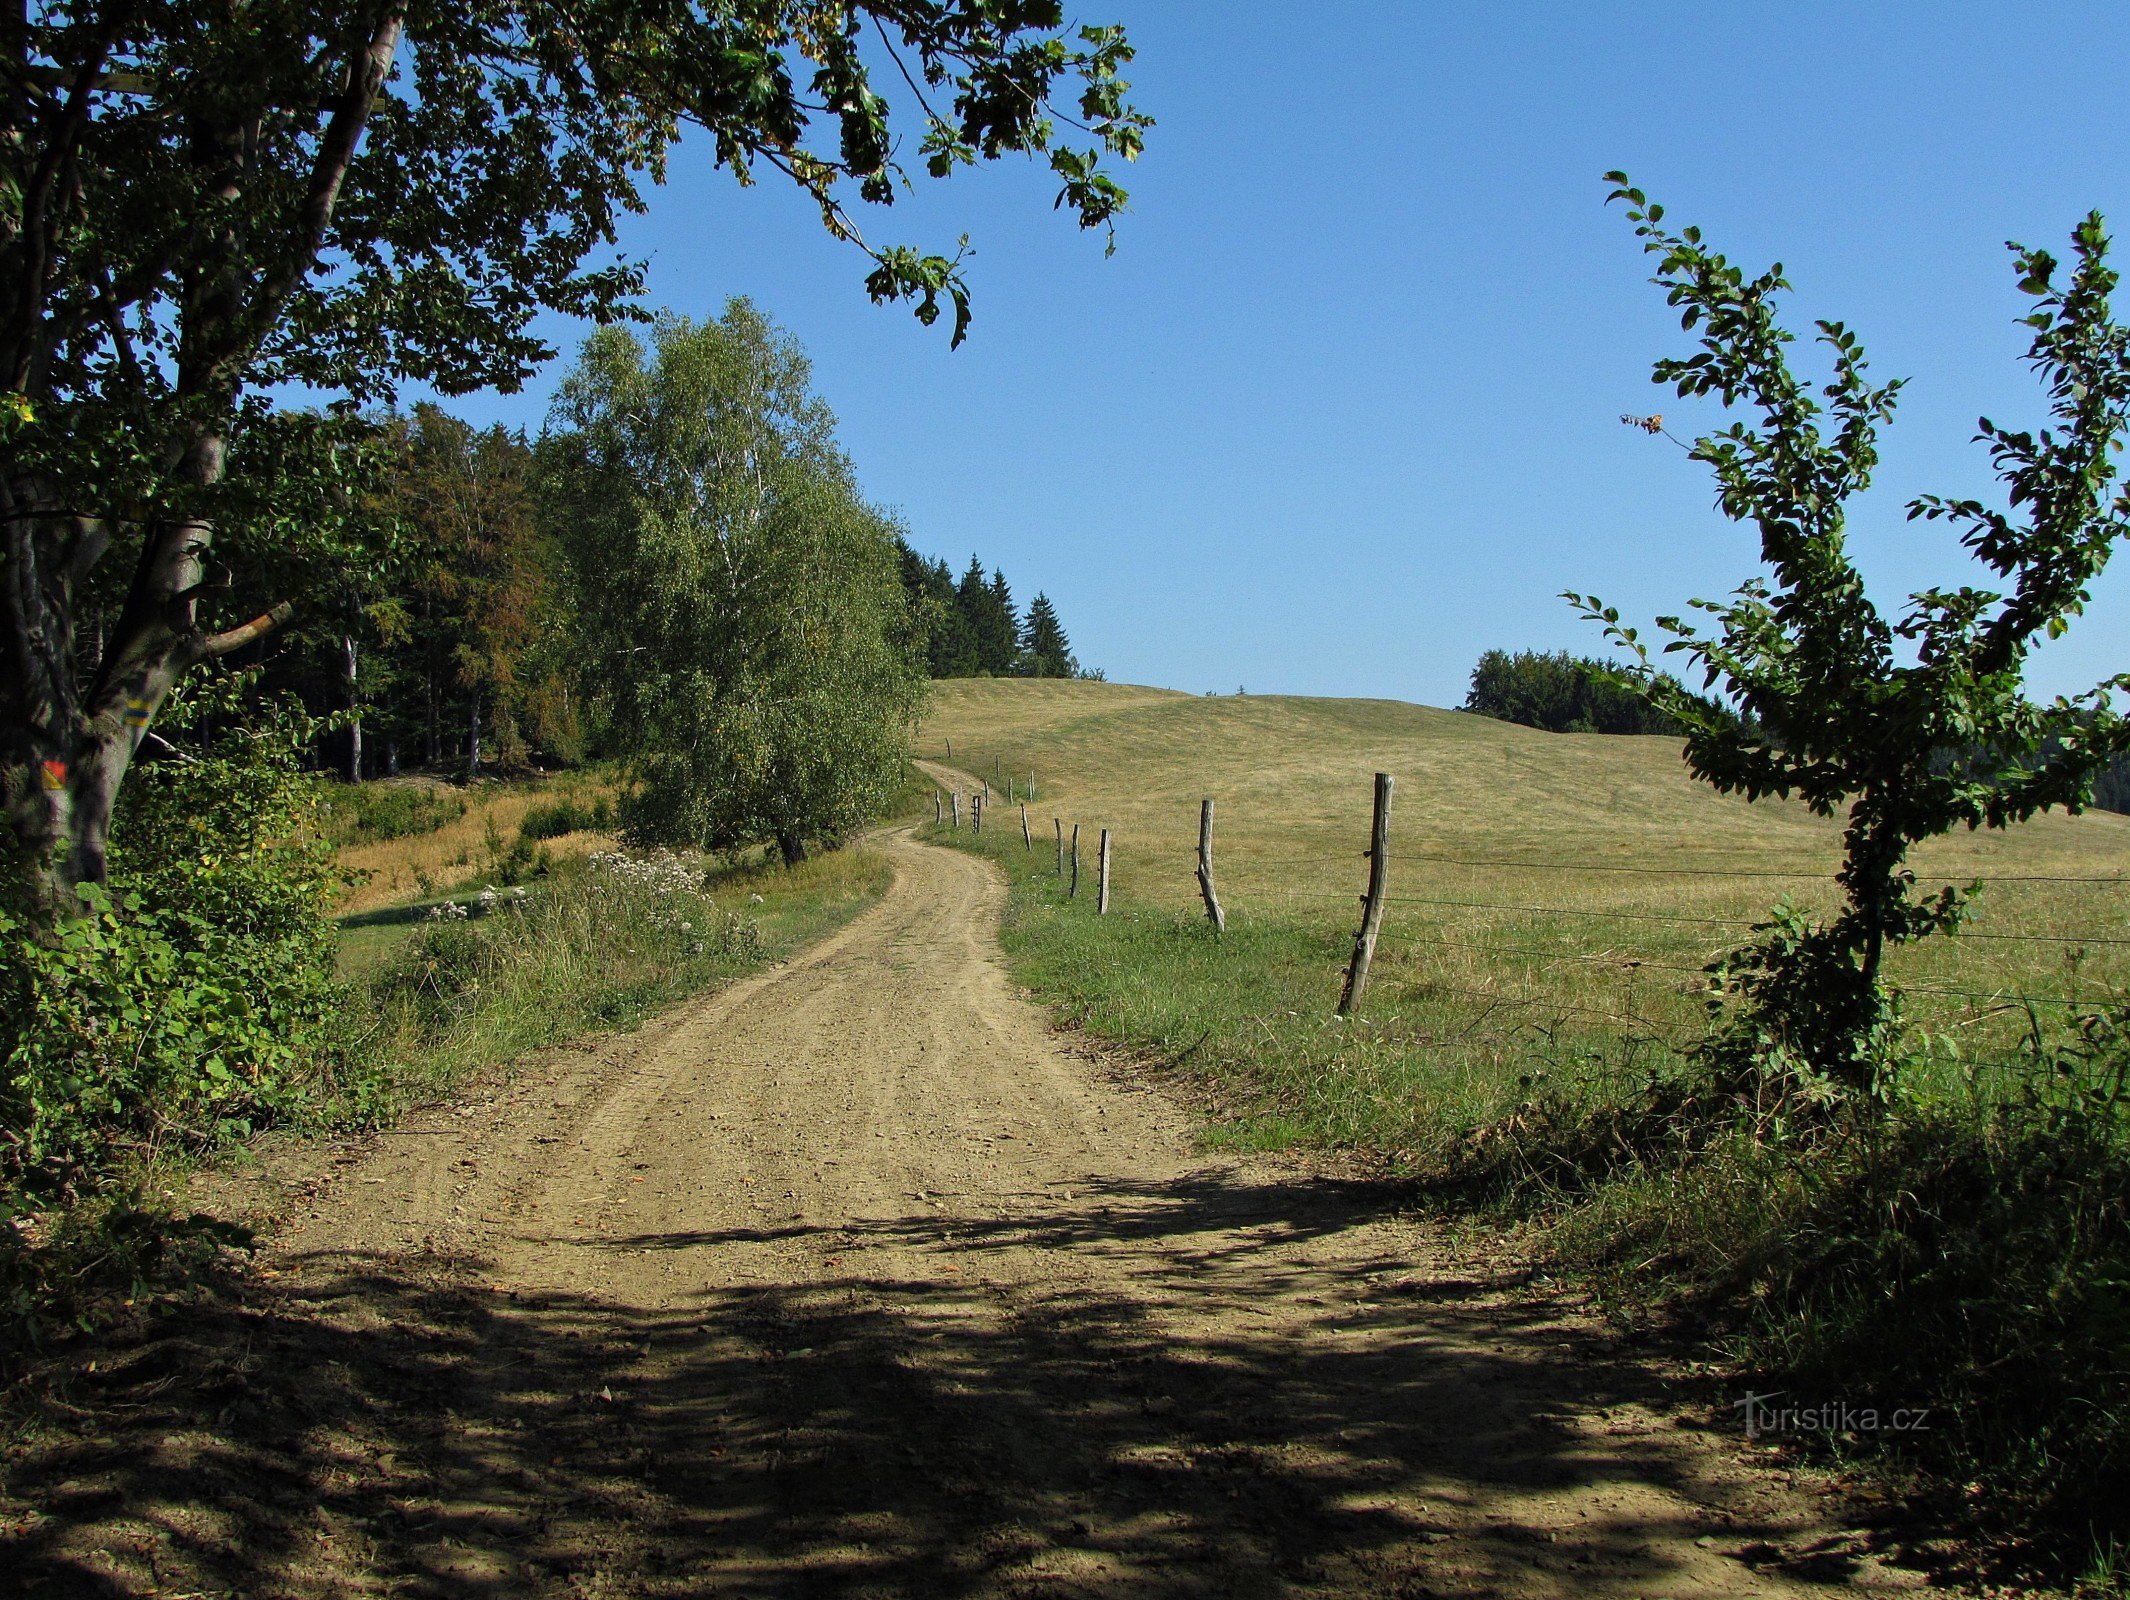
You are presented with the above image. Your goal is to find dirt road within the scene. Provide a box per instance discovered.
[6,826,1924,1598]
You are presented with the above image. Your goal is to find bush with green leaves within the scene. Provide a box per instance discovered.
[518,795,613,841]
[1579,179,2130,1103]
[1,678,350,1204]
[317,784,467,847]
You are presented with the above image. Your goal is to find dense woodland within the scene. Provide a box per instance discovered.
[250,397,1089,784]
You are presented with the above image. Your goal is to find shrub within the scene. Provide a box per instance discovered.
[518,795,613,841]
[2,680,352,1204]
[316,782,467,846]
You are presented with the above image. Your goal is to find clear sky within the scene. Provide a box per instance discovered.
[435,1,2130,707]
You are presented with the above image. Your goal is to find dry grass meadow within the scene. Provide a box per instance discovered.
[331,770,622,915]
[921,678,2130,1092]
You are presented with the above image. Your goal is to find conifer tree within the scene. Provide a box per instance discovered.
[982,569,1020,674]
[1019,594,1078,678]
[957,557,1018,675]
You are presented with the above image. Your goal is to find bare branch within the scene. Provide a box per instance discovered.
[198,600,294,659]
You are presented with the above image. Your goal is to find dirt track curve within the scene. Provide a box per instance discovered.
[7,823,1927,1598]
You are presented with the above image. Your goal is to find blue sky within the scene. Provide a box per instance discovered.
[439,2,2130,707]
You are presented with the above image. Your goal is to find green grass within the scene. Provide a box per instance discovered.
[316,779,467,846]
[347,839,892,1117]
[921,679,2130,1580]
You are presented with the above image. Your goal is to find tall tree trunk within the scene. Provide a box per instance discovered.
[3,423,291,920]
[342,633,362,783]
[776,828,807,866]
[467,690,480,776]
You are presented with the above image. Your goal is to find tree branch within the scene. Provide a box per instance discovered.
[198,600,294,659]
[253,8,404,328]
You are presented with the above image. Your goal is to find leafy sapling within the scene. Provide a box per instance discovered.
[1575,174,2130,1102]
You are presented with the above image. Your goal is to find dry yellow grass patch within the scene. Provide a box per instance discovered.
[334,773,621,915]
[921,679,2130,1045]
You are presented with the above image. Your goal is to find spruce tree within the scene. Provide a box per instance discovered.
[983,569,1020,674]
[1020,593,1078,677]
[957,557,1017,675]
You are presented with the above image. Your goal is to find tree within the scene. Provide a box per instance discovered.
[1,3,1147,921]
[546,303,925,864]
[896,541,978,677]
[1577,177,2130,1099]
[387,407,557,774]
[983,567,1019,673]
[1463,648,1684,734]
[1019,591,1077,677]
[954,555,1015,674]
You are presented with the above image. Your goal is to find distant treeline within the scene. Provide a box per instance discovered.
[243,406,1091,781]
[1463,649,1685,736]
[896,541,1093,681]
[1468,647,2130,816]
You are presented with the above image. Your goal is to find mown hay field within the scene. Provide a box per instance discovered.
[920,679,2130,1125]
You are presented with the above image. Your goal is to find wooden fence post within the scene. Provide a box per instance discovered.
[946,738,952,759]
[1055,817,1065,875]
[1070,824,1081,898]
[1196,798,1226,934]
[951,792,961,830]
[1337,772,1394,1015]
[1021,804,1032,850]
[1028,772,1036,801]
[1007,776,1015,803]
[933,792,942,825]
[973,791,983,834]
[1098,828,1112,915]
[982,779,989,804]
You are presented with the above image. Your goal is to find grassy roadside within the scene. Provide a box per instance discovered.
[914,681,2130,1591]
[340,840,894,1126]
[329,761,927,1114]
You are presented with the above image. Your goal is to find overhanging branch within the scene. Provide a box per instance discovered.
[198,600,294,658]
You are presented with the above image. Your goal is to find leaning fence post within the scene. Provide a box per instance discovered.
[934,792,942,825]
[1055,817,1065,875]
[982,779,989,805]
[1098,828,1112,915]
[1196,798,1226,934]
[1021,804,1032,850]
[1070,824,1081,898]
[946,738,952,759]
[951,792,961,830]
[1337,772,1394,1015]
